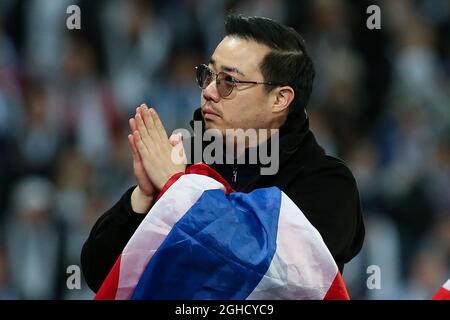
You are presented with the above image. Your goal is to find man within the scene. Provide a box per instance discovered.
[81,15,365,296]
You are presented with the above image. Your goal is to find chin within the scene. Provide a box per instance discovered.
[204,122,226,135]
[204,121,214,130]
[204,120,218,129]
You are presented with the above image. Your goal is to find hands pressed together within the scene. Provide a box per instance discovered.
[127,104,186,213]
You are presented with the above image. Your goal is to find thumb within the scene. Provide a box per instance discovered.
[169,132,182,147]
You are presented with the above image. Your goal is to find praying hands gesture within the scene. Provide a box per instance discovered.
[127,104,186,213]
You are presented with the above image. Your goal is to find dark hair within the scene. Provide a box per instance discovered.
[224,14,315,112]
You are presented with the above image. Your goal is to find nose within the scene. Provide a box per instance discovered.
[202,78,221,103]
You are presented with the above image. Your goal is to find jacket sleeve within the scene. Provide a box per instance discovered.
[81,186,146,293]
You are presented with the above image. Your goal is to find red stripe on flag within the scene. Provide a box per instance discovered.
[94,255,122,300]
[156,163,234,202]
[432,287,450,300]
[323,272,350,300]
[185,163,234,193]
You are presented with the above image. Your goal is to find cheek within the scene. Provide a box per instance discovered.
[200,94,206,106]
[221,91,271,128]
[225,106,262,129]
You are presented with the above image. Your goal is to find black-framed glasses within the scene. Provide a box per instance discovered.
[195,64,283,98]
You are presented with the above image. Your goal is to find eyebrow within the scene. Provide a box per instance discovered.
[209,58,246,77]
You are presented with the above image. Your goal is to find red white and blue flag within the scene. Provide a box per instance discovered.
[95,163,349,300]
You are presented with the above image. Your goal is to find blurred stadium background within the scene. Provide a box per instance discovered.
[0,0,449,300]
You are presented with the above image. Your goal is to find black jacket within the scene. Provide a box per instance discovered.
[81,108,365,293]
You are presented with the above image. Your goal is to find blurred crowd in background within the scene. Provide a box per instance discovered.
[0,0,449,300]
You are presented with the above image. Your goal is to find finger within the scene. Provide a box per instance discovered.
[133,130,149,156]
[142,108,159,142]
[136,113,156,153]
[128,134,142,161]
[129,118,137,133]
[137,104,149,123]
[135,113,152,145]
[136,103,148,115]
[149,108,169,141]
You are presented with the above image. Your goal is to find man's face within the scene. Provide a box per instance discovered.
[200,36,275,134]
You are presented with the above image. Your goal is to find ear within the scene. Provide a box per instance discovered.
[271,86,295,113]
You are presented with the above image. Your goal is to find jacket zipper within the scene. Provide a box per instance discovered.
[232,164,238,182]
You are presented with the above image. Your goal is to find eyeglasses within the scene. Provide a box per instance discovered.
[195,64,282,98]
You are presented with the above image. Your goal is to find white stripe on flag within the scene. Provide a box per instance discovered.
[247,192,338,300]
[443,279,450,291]
[116,174,225,299]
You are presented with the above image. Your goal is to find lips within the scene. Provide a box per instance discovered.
[202,107,221,118]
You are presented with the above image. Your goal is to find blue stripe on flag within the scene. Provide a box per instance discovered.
[131,187,282,299]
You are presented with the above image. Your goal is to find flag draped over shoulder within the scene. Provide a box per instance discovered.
[433,279,450,300]
[94,163,349,300]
